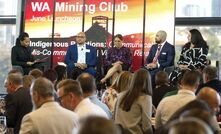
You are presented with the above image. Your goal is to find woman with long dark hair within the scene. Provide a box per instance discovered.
[114,68,153,134]
[169,29,208,83]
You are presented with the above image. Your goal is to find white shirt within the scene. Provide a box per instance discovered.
[155,41,166,67]
[155,89,196,128]
[77,44,86,64]
[74,98,108,120]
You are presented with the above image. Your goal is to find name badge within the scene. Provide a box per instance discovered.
[162,52,167,55]
[85,49,90,53]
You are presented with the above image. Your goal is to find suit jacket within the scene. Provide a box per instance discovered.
[196,79,221,94]
[147,42,175,69]
[5,87,33,134]
[152,84,177,108]
[65,44,97,69]
[19,102,79,134]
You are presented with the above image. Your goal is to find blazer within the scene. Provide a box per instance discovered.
[65,44,97,69]
[114,91,153,134]
[5,87,33,134]
[11,45,35,74]
[19,102,79,134]
[196,79,221,94]
[11,45,34,67]
[147,42,175,69]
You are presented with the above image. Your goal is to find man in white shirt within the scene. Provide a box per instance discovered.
[57,79,108,120]
[65,32,97,79]
[155,70,200,128]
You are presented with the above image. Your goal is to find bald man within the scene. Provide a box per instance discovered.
[65,32,97,79]
[197,87,221,115]
[197,87,221,132]
[145,30,175,84]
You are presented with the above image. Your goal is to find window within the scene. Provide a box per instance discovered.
[176,0,221,17]
[0,0,17,93]
[175,0,221,78]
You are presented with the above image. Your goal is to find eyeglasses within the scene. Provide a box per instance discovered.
[76,36,85,38]
[58,93,69,101]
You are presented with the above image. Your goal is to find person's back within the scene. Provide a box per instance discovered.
[77,73,112,118]
[153,71,177,107]
[197,66,221,94]
[19,77,79,134]
[20,102,78,134]
[155,70,200,128]
[4,73,33,134]
[5,87,33,134]
[114,91,152,134]
[114,69,153,134]
[74,98,108,119]
[153,84,177,107]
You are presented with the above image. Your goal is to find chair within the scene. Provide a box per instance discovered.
[163,66,175,75]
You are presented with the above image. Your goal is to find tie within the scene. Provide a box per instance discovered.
[152,45,162,64]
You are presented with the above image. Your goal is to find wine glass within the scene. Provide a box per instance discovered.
[0,116,7,134]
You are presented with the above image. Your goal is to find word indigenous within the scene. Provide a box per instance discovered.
[31,2,128,14]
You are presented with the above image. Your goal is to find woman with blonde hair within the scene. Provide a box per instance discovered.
[102,71,132,112]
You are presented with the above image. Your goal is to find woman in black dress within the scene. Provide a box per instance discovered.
[11,32,42,75]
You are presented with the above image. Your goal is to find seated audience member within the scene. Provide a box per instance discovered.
[43,69,58,84]
[54,65,67,91]
[181,109,220,134]
[197,87,221,116]
[28,68,43,79]
[100,34,131,84]
[102,71,132,112]
[114,68,153,134]
[8,69,23,75]
[170,29,208,83]
[166,99,219,134]
[77,73,112,119]
[19,78,79,134]
[65,32,97,79]
[22,75,34,89]
[168,99,212,122]
[196,65,221,94]
[155,70,200,128]
[4,73,32,134]
[166,88,221,133]
[42,69,59,102]
[163,70,187,98]
[57,79,108,119]
[11,32,43,75]
[145,30,175,85]
[78,116,118,134]
[155,99,212,134]
[167,117,213,134]
[152,71,177,107]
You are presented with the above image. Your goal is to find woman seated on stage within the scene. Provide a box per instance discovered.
[100,34,131,84]
[169,29,209,83]
[11,32,43,75]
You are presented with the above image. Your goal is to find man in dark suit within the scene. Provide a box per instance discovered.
[4,72,32,134]
[196,65,221,94]
[145,30,175,83]
[65,32,97,79]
